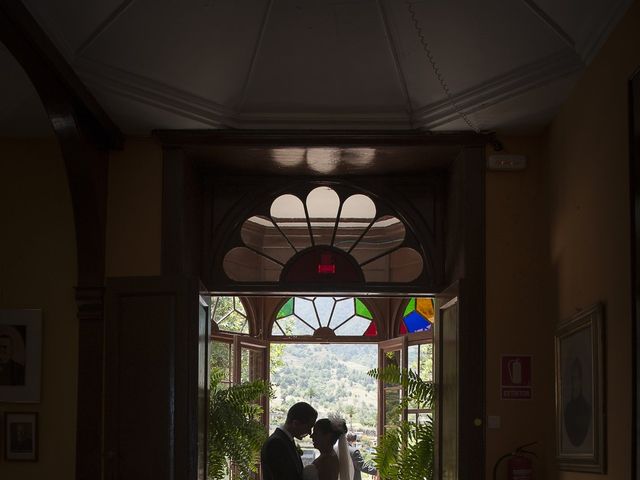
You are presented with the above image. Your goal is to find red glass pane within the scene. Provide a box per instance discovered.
[399,320,408,335]
[363,321,378,337]
[317,264,336,274]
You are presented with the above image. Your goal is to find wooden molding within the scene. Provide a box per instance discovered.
[153,128,494,147]
[0,0,123,149]
[628,67,640,480]
[73,44,583,131]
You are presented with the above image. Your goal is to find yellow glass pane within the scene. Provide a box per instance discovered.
[416,298,435,323]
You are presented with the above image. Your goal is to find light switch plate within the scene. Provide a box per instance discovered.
[487,415,501,429]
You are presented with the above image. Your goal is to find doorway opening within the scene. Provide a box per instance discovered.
[207,294,435,479]
[270,342,378,471]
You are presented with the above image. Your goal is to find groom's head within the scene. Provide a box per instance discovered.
[285,402,317,440]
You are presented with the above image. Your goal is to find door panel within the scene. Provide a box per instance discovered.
[236,336,269,427]
[435,278,485,480]
[438,295,459,480]
[104,276,202,480]
[197,295,210,480]
[378,336,408,435]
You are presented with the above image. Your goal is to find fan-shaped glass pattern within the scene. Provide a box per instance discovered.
[211,296,249,334]
[223,187,423,283]
[272,297,378,338]
[399,298,434,334]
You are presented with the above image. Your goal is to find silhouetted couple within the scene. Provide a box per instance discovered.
[261,402,355,480]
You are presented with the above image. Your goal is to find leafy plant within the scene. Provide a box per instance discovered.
[208,368,271,480]
[368,365,435,480]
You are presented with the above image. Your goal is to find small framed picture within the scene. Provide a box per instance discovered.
[0,309,42,402]
[4,412,38,461]
[555,303,606,473]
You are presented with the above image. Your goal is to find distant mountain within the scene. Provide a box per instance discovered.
[270,343,378,431]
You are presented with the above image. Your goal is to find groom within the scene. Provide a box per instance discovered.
[261,402,318,480]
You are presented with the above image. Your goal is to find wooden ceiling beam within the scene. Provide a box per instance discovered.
[0,0,123,149]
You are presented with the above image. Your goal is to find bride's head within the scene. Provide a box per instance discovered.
[311,417,347,452]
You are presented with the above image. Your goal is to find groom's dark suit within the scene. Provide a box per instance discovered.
[261,427,303,480]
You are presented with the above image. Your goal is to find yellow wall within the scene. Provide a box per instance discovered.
[0,136,163,479]
[0,139,78,479]
[485,136,556,478]
[546,2,640,478]
[3,4,640,478]
[105,137,163,277]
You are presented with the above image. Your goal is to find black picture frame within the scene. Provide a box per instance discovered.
[555,303,606,473]
[4,412,38,461]
[0,309,43,402]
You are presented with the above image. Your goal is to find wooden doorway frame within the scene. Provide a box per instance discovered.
[162,135,487,479]
[628,68,640,480]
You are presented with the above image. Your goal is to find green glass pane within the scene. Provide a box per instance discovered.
[403,297,416,317]
[277,298,294,319]
[355,298,373,319]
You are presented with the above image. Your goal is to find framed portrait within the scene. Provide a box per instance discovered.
[4,412,38,461]
[555,303,605,473]
[0,309,42,402]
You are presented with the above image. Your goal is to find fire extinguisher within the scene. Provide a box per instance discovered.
[492,441,537,480]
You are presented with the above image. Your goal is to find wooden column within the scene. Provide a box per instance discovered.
[442,145,486,478]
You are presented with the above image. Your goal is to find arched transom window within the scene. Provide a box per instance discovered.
[223,186,424,285]
[211,296,249,334]
[271,297,378,338]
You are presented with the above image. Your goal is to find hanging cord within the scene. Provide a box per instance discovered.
[405,0,480,133]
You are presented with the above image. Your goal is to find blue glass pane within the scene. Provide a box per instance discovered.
[404,311,431,333]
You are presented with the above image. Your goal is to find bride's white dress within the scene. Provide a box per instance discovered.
[303,434,354,480]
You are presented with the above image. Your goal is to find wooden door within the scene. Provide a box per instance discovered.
[377,336,408,436]
[435,289,460,480]
[209,333,268,479]
[104,276,205,480]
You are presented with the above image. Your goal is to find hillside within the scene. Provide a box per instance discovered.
[269,343,378,431]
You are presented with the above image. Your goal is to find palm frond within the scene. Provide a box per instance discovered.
[368,366,435,480]
[208,368,271,480]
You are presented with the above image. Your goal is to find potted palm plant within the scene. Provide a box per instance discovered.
[207,368,271,480]
[368,365,435,480]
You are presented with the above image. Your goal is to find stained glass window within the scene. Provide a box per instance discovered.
[223,187,423,283]
[272,297,378,338]
[211,296,249,334]
[399,297,434,334]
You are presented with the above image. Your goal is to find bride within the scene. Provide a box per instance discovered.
[303,417,354,480]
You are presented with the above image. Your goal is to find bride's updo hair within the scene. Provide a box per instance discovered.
[314,417,348,445]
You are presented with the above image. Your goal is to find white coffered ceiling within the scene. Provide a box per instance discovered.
[0,0,632,136]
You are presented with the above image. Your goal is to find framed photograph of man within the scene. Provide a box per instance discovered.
[4,412,38,461]
[0,309,42,402]
[555,303,605,473]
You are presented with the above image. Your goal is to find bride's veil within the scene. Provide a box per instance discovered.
[329,415,354,480]
[336,432,355,480]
